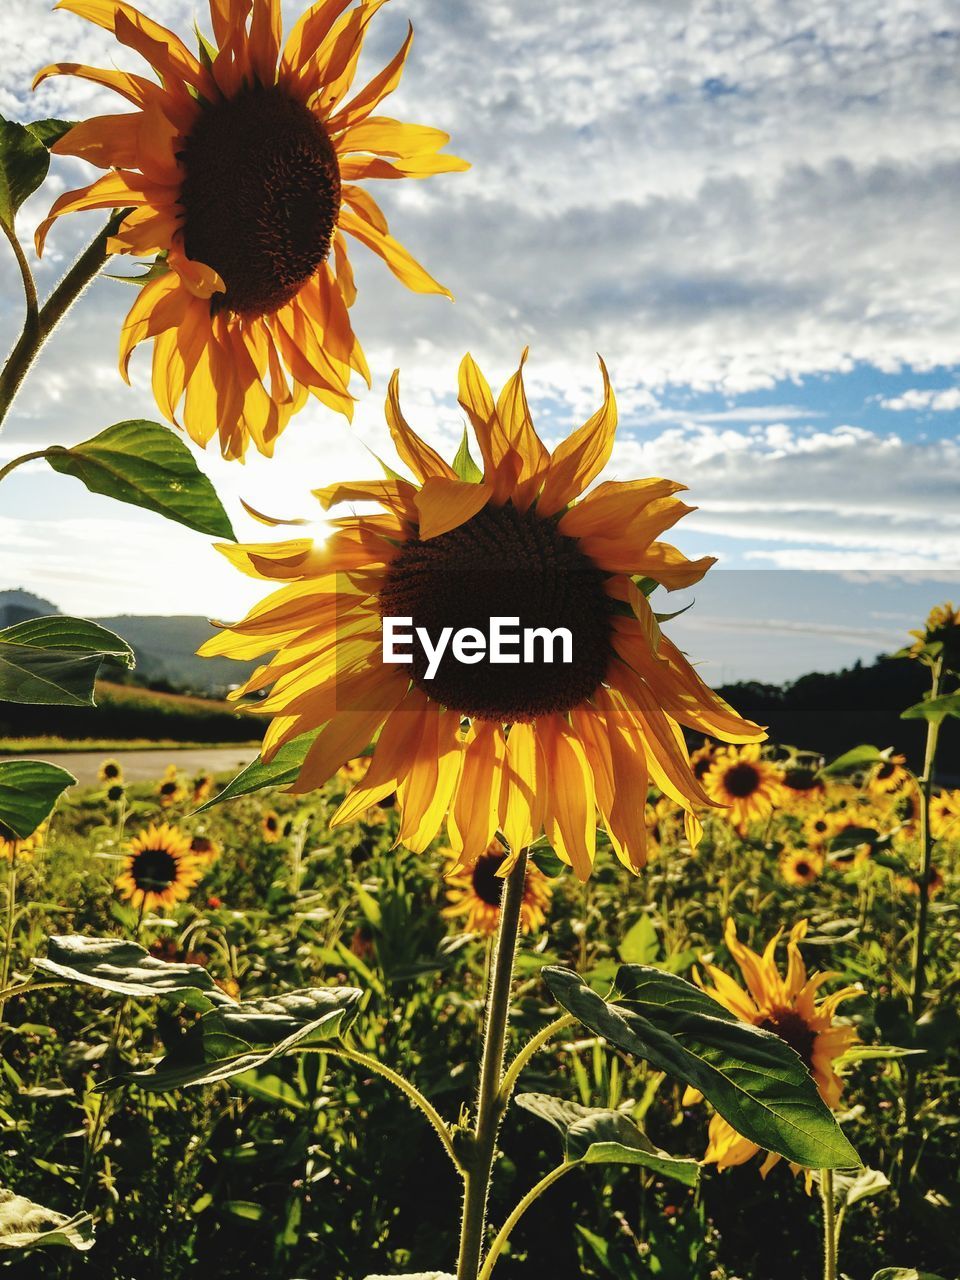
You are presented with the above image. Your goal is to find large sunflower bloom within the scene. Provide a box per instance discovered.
[703,743,784,834]
[35,0,467,460]
[687,919,858,1175]
[443,844,552,935]
[867,754,910,797]
[116,822,202,910]
[200,351,763,878]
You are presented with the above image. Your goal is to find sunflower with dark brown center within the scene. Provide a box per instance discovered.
[35,0,467,460]
[780,847,823,887]
[685,918,858,1175]
[200,351,763,878]
[443,843,552,935]
[703,744,784,834]
[116,823,202,911]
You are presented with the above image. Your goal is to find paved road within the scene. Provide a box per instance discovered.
[1,747,260,786]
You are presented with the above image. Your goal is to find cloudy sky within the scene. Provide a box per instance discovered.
[1,0,958,681]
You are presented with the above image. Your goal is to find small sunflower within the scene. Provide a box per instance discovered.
[106,782,126,804]
[908,602,960,670]
[868,754,910,797]
[931,790,960,840]
[781,764,825,806]
[780,848,823,887]
[189,834,221,865]
[703,744,784,834]
[98,758,123,784]
[158,773,185,807]
[689,741,715,782]
[803,810,837,848]
[443,844,552,935]
[686,918,858,1175]
[191,773,215,805]
[116,822,202,910]
[200,351,763,879]
[0,822,47,864]
[36,0,467,460]
[261,810,282,842]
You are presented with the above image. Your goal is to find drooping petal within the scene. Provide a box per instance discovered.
[538,357,617,516]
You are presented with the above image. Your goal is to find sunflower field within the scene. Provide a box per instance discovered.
[1,1,959,1278]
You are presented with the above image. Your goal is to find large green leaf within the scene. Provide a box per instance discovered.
[0,1188,93,1252]
[515,1092,699,1186]
[25,119,78,149]
[820,745,884,777]
[542,964,859,1171]
[871,1271,948,1280]
[43,421,235,539]
[119,987,363,1090]
[32,935,233,1010]
[195,729,317,811]
[0,760,75,840]
[901,693,960,727]
[0,114,49,228]
[0,615,134,706]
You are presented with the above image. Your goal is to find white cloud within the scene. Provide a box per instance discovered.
[879,387,960,412]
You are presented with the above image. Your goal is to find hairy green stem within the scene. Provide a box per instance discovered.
[0,449,51,485]
[0,855,19,1027]
[312,1045,461,1173]
[901,655,943,1174]
[478,1162,575,1280]
[457,850,528,1280]
[499,1013,576,1105]
[0,212,124,431]
[820,1167,837,1280]
[1,220,40,331]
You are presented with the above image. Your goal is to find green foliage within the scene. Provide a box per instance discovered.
[452,428,483,483]
[0,758,74,839]
[196,730,317,810]
[33,935,232,1008]
[41,421,236,539]
[0,114,49,229]
[542,963,860,1170]
[0,1188,93,1252]
[25,119,77,149]
[821,744,885,777]
[901,693,960,727]
[0,615,134,706]
[515,1093,699,1184]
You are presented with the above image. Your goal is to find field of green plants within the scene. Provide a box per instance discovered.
[2,732,958,1280]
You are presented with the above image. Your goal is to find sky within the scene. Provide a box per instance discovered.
[0,0,958,683]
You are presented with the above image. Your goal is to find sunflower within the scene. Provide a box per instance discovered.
[803,810,837,848]
[780,763,825,805]
[189,834,221,865]
[703,744,784,834]
[930,790,960,840]
[116,822,203,910]
[908,602,960,670]
[689,741,715,782]
[191,772,215,805]
[868,754,910,797]
[158,772,185,807]
[199,352,763,878]
[779,848,823,887]
[98,757,123,784]
[261,810,282,842]
[35,0,467,461]
[106,782,126,804]
[893,786,921,833]
[686,918,858,1175]
[338,756,372,784]
[897,864,946,899]
[443,843,552,935]
[0,822,47,864]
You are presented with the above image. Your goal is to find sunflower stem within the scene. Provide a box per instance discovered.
[477,1161,575,1280]
[457,850,528,1280]
[820,1167,837,1280]
[0,212,125,432]
[499,1013,576,1105]
[0,220,40,336]
[0,853,19,1029]
[900,654,943,1186]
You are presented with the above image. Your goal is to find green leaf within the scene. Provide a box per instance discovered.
[870,1271,948,1280]
[452,427,483,483]
[515,1092,699,1186]
[0,760,74,840]
[619,915,660,965]
[821,745,884,777]
[0,114,50,228]
[0,1188,94,1252]
[901,693,960,727]
[543,964,860,1171]
[25,119,78,149]
[32,935,233,1010]
[826,1166,890,1210]
[195,729,317,811]
[118,987,363,1091]
[43,421,235,539]
[0,615,134,706]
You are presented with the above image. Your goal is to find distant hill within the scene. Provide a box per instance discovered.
[0,589,59,628]
[95,614,259,696]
